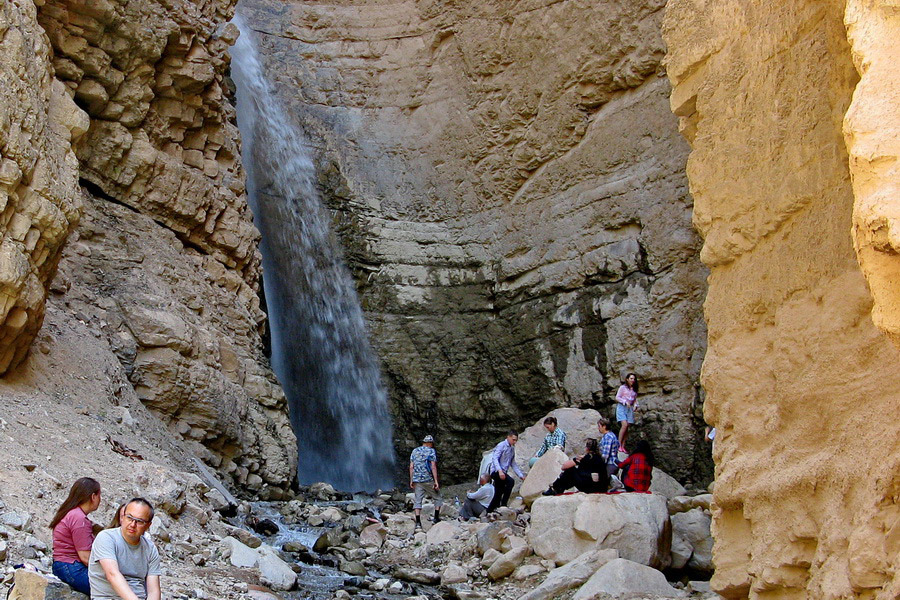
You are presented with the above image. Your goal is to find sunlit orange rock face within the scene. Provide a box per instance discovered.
[664,0,900,597]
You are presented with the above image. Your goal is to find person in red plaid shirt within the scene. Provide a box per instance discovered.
[617,440,654,492]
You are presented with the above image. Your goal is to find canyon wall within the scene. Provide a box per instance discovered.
[0,0,86,374]
[664,0,900,598]
[0,0,296,495]
[239,0,710,483]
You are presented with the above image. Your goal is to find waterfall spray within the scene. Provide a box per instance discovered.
[229,15,395,491]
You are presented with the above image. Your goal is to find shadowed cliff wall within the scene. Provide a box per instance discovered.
[238,0,710,484]
[664,0,900,597]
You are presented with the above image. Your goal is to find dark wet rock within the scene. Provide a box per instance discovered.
[248,516,279,537]
[282,541,309,553]
[339,559,368,577]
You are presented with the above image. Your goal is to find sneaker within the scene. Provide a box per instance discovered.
[432,517,441,524]
[414,521,422,530]
[542,488,556,496]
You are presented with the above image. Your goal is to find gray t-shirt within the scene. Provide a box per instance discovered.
[89,528,161,599]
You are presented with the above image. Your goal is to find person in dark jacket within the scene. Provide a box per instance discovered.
[542,438,609,495]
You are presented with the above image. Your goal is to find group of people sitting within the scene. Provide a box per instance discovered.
[540,416,654,497]
[48,477,161,599]
[408,373,653,528]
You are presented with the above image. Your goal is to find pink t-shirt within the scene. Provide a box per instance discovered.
[53,507,94,564]
[616,384,638,407]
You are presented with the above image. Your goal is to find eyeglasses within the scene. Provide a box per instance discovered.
[124,513,150,526]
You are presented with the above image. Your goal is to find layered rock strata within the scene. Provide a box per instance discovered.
[664,0,900,597]
[0,0,87,374]
[0,0,298,493]
[52,194,297,491]
[239,0,709,483]
[37,0,258,275]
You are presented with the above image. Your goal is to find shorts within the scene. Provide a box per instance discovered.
[413,482,443,509]
[616,403,635,424]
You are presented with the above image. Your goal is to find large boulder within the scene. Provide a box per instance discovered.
[517,548,619,600]
[670,508,713,572]
[516,409,602,472]
[223,536,259,568]
[8,570,83,600]
[571,558,681,599]
[648,468,687,499]
[528,493,671,569]
[257,545,297,591]
[427,520,463,546]
[476,521,512,555]
[520,448,569,506]
[385,513,415,536]
[359,523,387,548]
[441,563,469,585]
[394,568,441,584]
[487,546,530,581]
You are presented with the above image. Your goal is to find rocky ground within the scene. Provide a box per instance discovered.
[0,389,718,600]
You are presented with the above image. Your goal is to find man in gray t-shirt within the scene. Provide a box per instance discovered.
[89,498,161,600]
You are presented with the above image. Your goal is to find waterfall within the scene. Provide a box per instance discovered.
[229,15,395,491]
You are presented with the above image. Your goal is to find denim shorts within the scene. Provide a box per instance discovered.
[616,403,635,424]
[53,560,90,596]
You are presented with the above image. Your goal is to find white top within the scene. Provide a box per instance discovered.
[467,483,495,508]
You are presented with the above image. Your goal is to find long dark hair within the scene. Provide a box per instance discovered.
[108,503,126,529]
[632,440,655,467]
[585,438,599,455]
[50,477,100,530]
[624,373,639,393]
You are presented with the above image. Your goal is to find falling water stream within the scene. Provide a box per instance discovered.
[230,15,395,491]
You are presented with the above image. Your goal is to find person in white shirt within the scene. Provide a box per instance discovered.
[460,473,494,520]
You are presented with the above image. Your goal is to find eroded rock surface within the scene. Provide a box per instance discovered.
[238,0,709,484]
[844,0,900,347]
[528,493,671,569]
[37,0,258,274]
[664,0,900,597]
[53,193,296,492]
[0,0,298,492]
[0,1,87,374]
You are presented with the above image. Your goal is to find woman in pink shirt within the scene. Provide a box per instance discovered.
[615,373,639,453]
[50,477,102,595]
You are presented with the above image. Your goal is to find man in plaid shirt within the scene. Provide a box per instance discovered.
[617,440,654,492]
[529,417,567,467]
[597,417,620,475]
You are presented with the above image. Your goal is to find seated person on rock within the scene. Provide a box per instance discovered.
[617,440,654,493]
[89,498,161,600]
[528,416,567,467]
[459,473,495,520]
[51,477,104,595]
[542,438,609,496]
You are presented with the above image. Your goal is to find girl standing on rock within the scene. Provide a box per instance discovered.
[615,373,639,453]
[50,477,102,596]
